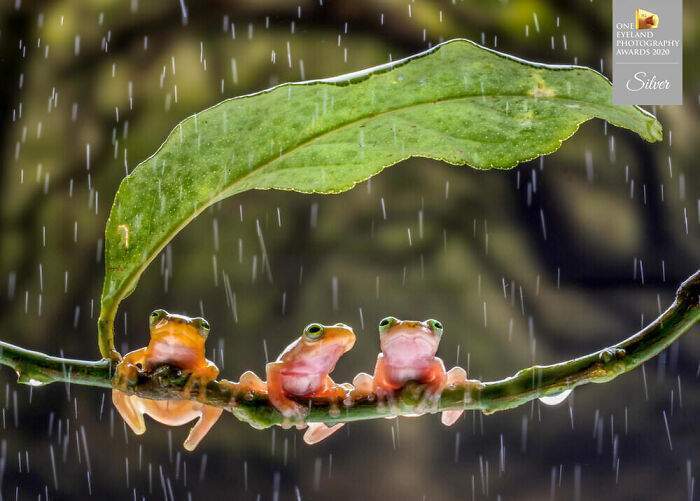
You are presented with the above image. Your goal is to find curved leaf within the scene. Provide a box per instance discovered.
[98,39,662,358]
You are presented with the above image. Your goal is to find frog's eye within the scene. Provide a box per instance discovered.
[426,319,443,336]
[193,318,210,337]
[303,323,324,340]
[149,309,167,328]
[378,316,398,333]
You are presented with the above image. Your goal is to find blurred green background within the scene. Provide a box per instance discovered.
[0,0,698,499]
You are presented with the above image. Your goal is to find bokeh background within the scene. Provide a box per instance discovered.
[0,1,698,499]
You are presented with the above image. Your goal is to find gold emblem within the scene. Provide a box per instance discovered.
[635,8,659,29]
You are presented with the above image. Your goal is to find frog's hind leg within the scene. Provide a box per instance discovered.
[441,367,467,426]
[113,390,146,435]
[183,405,223,451]
[303,423,344,445]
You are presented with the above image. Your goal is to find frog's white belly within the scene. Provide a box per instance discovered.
[390,366,425,384]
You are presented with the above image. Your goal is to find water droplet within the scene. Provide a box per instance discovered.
[538,389,572,406]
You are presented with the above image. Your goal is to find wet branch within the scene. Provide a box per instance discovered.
[1,270,699,429]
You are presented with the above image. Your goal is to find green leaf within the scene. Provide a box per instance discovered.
[98,39,662,358]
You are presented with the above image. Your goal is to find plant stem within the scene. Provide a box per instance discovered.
[1,270,698,429]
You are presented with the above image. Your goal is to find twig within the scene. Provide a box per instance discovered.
[1,270,698,429]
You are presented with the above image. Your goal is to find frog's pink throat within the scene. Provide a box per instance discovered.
[381,332,438,363]
[148,338,202,368]
[282,343,347,376]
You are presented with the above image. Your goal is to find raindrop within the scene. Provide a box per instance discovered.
[539,389,573,406]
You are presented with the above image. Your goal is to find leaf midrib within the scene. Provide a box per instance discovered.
[226,92,603,193]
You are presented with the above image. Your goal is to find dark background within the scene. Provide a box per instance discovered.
[0,1,698,499]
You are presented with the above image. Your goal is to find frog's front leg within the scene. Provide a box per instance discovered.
[415,358,448,413]
[313,376,349,401]
[112,390,146,435]
[266,362,305,419]
[115,347,149,386]
[183,404,223,451]
[372,355,403,397]
[422,358,448,397]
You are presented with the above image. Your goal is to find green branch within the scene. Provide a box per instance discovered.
[2,270,699,429]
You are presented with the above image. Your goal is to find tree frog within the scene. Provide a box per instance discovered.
[239,322,356,444]
[353,317,466,426]
[112,309,223,451]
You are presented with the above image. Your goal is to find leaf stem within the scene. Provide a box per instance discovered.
[2,271,698,429]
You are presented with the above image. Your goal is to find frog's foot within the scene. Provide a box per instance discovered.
[446,367,467,386]
[440,367,468,426]
[303,423,345,445]
[274,400,308,423]
[415,389,441,414]
[182,374,210,399]
[238,371,268,395]
[350,372,375,400]
[182,365,219,398]
[315,378,350,403]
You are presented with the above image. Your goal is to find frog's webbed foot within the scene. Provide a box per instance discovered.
[112,390,146,435]
[303,423,345,445]
[441,367,468,426]
[238,370,268,394]
[113,348,149,388]
[182,363,219,398]
[183,404,223,451]
[414,387,442,415]
[350,372,376,400]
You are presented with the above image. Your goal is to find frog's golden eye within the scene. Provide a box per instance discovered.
[378,316,398,333]
[149,309,167,328]
[426,319,443,336]
[303,323,324,340]
[193,318,210,337]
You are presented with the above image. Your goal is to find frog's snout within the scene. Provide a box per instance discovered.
[331,323,356,352]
